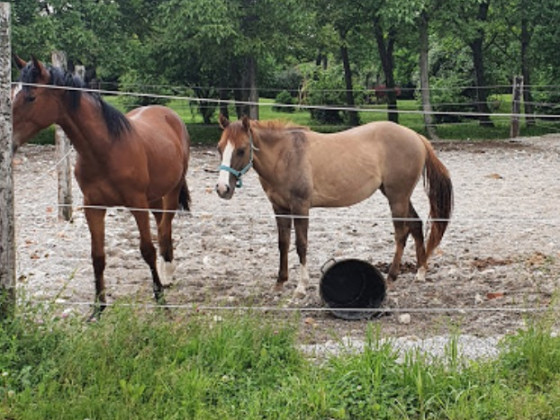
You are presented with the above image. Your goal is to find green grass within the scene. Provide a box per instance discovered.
[27,95,560,147]
[1,303,560,419]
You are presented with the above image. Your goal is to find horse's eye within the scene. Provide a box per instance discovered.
[25,95,36,103]
[236,148,245,157]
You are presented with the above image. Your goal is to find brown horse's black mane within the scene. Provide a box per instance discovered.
[20,62,131,138]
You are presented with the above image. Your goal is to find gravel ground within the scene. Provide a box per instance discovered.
[13,134,560,360]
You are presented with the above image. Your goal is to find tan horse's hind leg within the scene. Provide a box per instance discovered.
[293,213,310,299]
[408,202,428,281]
[386,197,428,282]
[84,207,107,318]
[384,189,413,282]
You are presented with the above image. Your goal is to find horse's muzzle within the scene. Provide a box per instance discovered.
[215,183,234,199]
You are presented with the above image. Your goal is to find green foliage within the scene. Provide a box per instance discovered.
[118,70,171,110]
[304,64,346,124]
[429,75,474,123]
[11,0,560,127]
[2,305,560,419]
[272,90,296,113]
[186,124,223,145]
[499,316,560,387]
[261,67,304,99]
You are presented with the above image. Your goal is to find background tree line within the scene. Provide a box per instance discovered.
[11,0,560,134]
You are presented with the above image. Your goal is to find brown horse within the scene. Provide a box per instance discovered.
[12,56,191,316]
[216,115,453,298]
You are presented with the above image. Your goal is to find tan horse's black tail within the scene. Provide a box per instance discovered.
[420,136,453,259]
[178,178,191,211]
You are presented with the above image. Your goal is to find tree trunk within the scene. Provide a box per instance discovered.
[246,55,259,120]
[418,11,438,140]
[373,20,398,123]
[520,11,535,126]
[0,2,15,320]
[340,38,359,126]
[470,1,494,127]
[218,88,230,120]
[236,55,259,120]
[195,89,214,124]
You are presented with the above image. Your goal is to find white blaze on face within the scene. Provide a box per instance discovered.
[217,140,235,194]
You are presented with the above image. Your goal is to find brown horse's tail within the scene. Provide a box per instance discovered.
[179,120,191,212]
[420,135,453,259]
[178,178,191,212]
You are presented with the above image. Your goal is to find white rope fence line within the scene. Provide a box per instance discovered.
[16,145,559,224]
[41,79,560,93]
[25,300,559,314]
[22,204,560,224]
[14,81,560,120]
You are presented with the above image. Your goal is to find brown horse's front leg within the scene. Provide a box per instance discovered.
[152,197,176,287]
[273,207,292,291]
[131,209,165,304]
[84,207,107,319]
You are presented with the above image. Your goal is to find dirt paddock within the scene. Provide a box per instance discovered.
[13,135,560,342]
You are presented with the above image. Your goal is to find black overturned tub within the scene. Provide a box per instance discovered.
[319,259,386,320]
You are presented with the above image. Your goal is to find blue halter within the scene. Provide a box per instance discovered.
[218,133,256,188]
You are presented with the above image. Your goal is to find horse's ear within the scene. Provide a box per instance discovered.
[31,55,49,81]
[218,113,230,130]
[13,54,27,70]
[241,115,251,132]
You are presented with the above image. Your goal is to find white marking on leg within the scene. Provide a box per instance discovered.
[157,257,176,287]
[293,264,309,299]
[415,266,427,282]
[217,141,234,195]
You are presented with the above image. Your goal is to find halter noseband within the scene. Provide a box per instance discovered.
[218,132,257,188]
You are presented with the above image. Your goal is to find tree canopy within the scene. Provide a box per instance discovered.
[11,0,560,126]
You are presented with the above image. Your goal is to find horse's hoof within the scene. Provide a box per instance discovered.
[415,267,427,282]
[87,303,106,322]
[292,285,307,299]
[273,282,285,293]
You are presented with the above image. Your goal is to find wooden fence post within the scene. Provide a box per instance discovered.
[0,2,15,320]
[51,51,73,221]
[510,75,523,138]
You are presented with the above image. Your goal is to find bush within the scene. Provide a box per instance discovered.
[531,90,560,120]
[428,74,475,123]
[272,90,295,113]
[28,126,56,145]
[270,68,303,96]
[186,124,222,145]
[305,65,345,124]
[118,70,171,111]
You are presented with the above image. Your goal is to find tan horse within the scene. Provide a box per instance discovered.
[216,115,453,298]
[12,56,191,317]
